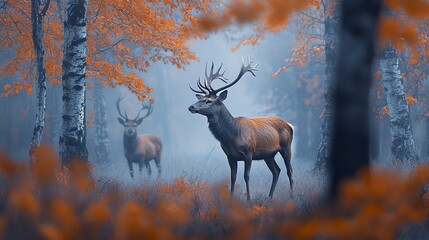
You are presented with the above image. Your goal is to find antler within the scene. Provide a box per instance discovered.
[211,56,258,95]
[189,56,258,96]
[116,96,128,120]
[135,101,153,120]
[190,62,228,95]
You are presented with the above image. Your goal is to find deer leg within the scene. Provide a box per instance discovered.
[264,157,281,198]
[155,156,162,180]
[228,157,237,199]
[138,161,143,173]
[244,159,252,201]
[280,148,294,199]
[127,160,134,178]
[146,161,152,176]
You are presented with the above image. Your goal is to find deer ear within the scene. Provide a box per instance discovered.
[118,118,125,125]
[196,94,204,100]
[135,118,143,125]
[219,90,228,101]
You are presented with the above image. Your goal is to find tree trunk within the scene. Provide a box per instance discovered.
[295,78,311,160]
[59,0,89,166]
[425,116,429,160]
[379,44,418,164]
[93,81,110,164]
[315,0,340,170]
[329,0,382,198]
[369,101,380,162]
[29,0,50,161]
[45,86,62,148]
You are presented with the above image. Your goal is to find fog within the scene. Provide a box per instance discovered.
[0,29,328,201]
[87,31,314,198]
[2,26,408,201]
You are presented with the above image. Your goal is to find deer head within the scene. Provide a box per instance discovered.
[117,96,153,137]
[188,56,258,116]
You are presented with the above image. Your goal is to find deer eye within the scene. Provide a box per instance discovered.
[206,99,213,104]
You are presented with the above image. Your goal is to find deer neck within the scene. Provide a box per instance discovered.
[207,104,240,144]
[123,133,138,152]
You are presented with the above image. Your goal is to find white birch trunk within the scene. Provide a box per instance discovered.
[29,0,50,161]
[59,0,88,166]
[380,44,418,164]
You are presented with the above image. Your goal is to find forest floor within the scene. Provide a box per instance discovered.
[1,147,429,239]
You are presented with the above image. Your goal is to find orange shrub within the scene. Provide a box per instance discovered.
[0,148,428,239]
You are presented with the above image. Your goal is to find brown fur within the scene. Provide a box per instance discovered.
[190,95,294,200]
[117,97,162,178]
[235,117,293,160]
[188,60,293,200]
[123,133,162,178]
[127,135,163,163]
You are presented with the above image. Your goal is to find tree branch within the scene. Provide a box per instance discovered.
[94,38,129,55]
[40,0,50,16]
[297,10,324,24]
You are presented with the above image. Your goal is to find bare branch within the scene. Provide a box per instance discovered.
[40,0,50,16]
[94,38,129,55]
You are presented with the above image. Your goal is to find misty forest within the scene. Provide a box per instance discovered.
[1,0,429,239]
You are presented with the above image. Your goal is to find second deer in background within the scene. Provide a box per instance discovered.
[117,97,162,179]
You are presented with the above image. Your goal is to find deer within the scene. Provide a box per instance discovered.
[188,57,294,201]
[116,97,162,179]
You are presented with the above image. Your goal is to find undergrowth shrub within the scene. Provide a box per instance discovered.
[0,146,428,239]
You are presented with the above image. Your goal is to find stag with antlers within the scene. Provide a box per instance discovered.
[117,97,162,179]
[189,57,294,201]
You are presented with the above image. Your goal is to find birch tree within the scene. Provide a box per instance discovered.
[29,0,50,160]
[379,44,418,164]
[59,0,89,165]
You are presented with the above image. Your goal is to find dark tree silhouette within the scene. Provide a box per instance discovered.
[316,0,340,170]
[329,0,382,198]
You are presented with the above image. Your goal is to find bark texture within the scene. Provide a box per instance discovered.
[29,0,50,161]
[60,0,88,166]
[329,0,382,198]
[425,117,429,160]
[315,0,340,170]
[94,82,110,164]
[380,44,418,164]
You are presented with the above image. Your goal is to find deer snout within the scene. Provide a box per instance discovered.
[188,105,197,113]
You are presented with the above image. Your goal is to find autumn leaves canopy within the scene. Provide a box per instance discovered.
[0,0,213,100]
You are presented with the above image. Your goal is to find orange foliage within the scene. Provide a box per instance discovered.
[1,0,214,100]
[199,0,317,32]
[0,148,429,238]
[203,0,429,83]
[84,198,111,226]
[386,0,429,19]
[381,105,390,116]
[379,17,419,51]
[32,146,59,183]
[8,186,40,217]
[406,94,418,105]
[50,199,80,239]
